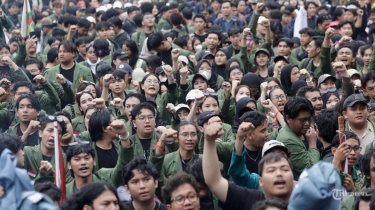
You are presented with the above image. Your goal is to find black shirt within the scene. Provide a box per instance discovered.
[139,138,151,161]
[233,48,240,55]
[159,47,173,66]
[0,65,11,77]
[95,143,118,169]
[62,145,69,153]
[310,64,317,73]
[223,182,265,210]
[60,63,75,84]
[181,154,199,171]
[122,19,137,35]
[76,54,85,63]
[245,148,261,174]
[16,125,40,147]
[114,32,129,48]
[42,155,53,162]
[122,201,167,210]
[194,33,207,43]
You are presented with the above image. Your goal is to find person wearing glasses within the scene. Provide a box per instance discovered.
[24,115,72,183]
[368,104,375,124]
[343,94,375,155]
[276,96,319,180]
[162,172,200,210]
[331,131,365,193]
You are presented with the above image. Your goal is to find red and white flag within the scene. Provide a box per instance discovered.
[54,121,66,201]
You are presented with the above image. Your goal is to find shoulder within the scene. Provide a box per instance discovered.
[44,65,59,74]
[76,62,91,71]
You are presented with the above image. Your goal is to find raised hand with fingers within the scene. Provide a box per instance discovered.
[39,161,53,176]
[56,74,66,84]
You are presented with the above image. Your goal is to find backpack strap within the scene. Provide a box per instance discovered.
[301,58,312,69]
[295,47,300,56]
[233,17,238,27]
[137,31,141,47]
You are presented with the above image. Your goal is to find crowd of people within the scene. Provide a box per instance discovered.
[2,0,375,209]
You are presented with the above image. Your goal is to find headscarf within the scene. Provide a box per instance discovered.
[321,91,340,109]
[212,48,231,80]
[240,73,261,100]
[280,64,298,96]
[233,97,256,133]
[291,80,307,96]
[194,59,219,92]
[225,58,242,71]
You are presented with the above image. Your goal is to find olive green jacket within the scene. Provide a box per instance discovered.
[0,15,13,40]
[156,17,171,31]
[198,123,235,154]
[62,103,81,119]
[72,115,86,133]
[155,83,178,125]
[131,29,152,52]
[299,46,335,78]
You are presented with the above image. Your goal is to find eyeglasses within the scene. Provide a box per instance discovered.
[15,92,31,96]
[180,132,198,139]
[82,80,96,85]
[136,115,155,122]
[231,72,243,77]
[266,85,280,91]
[295,117,314,124]
[69,141,90,146]
[348,145,361,152]
[270,94,286,101]
[171,193,198,205]
[203,92,218,97]
[223,41,231,45]
[76,89,91,95]
[145,80,160,85]
[47,115,64,123]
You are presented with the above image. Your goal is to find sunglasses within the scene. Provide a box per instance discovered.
[81,80,96,86]
[76,89,91,95]
[69,141,90,146]
[47,115,64,123]
[203,92,218,97]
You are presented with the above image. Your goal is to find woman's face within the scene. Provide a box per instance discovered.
[141,75,160,96]
[290,67,300,83]
[84,108,96,130]
[266,81,281,93]
[235,87,251,101]
[87,46,98,63]
[229,68,243,81]
[326,94,339,109]
[113,57,129,69]
[86,85,97,98]
[193,39,201,47]
[270,89,287,112]
[199,97,219,114]
[215,51,227,66]
[193,78,208,92]
[198,62,212,74]
[90,190,120,210]
[256,52,269,67]
[79,93,94,113]
[178,124,199,152]
[247,101,257,110]
[123,44,132,57]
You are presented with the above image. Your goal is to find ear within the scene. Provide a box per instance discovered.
[37,111,40,117]
[286,115,292,124]
[131,119,137,129]
[124,184,130,193]
[154,179,158,189]
[67,162,72,170]
[316,47,321,54]
[198,107,202,113]
[198,126,204,133]
[39,130,43,138]
[246,132,252,141]
[141,83,145,91]
[83,205,92,210]
[342,110,347,119]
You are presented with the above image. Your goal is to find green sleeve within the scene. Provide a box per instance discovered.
[369,46,375,71]
[249,13,260,36]
[239,46,253,74]
[178,83,191,104]
[221,98,236,126]
[41,82,60,110]
[315,46,334,78]
[330,48,338,63]
[1,15,14,30]
[290,48,298,62]
[159,84,178,123]
[13,43,26,67]
[13,67,29,81]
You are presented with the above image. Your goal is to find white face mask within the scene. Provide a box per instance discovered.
[194,45,202,53]
[160,77,167,82]
[201,71,212,80]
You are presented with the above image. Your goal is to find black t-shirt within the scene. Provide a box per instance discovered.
[95,143,118,169]
[16,125,40,147]
[62,145,69,153]
[76,54,85,63]
[139,138,151,161]
[0,65,11,77]
[145,32,153,38]
[181,154,199,171]
[114,32,129,48]
[233,48,240,55]
[122,201,167,210]
[159,47,173,66]
[194,33,207,43]
[42,155,53,162]
[223,182,265,210]
[245,148,261,174]
[60,64,75,84]
[310,64,317,73]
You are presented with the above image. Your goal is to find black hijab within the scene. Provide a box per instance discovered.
[240,73,261,100]
[212,48,231,80]
[321,91,340,109]
[194,59,219,92]
[291,80,307,96]
[233,97,256,133]
[280,64,298,96]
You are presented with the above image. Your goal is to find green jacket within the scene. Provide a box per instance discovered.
[290,46,305,62]
[0,15,13,40]
[156,17,171,31]
[340,187,368,210]
[92,140,122,173]
[170,43,195,73]
[72,115,86,133]
[368,45,375,72]
[248,13,265,44]
[336,166,365,192]
[276,125,320,180]
[43,62,94,92]
[198,123,235,154]
[62,103,81,119]
[155,83,178,125]
[131,29,152,53]
[66,144,134,198]
[24,144,72,183]
[299,46,334,78]
[35,81,61,115]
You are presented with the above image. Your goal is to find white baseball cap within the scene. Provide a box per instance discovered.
[175,104,190,113]
[113,1,123,8]
[257,16,267,24]
[262,140,289,157]
[178,55,189,65]
[86,16,96,24]
[186,89,203,102]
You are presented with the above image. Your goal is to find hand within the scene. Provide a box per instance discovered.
[188,55,197,65]
[131,80,140,92]
[166,103,175,114]
[243,27,251,36]
[206,88,215,93]
[69,25,77,33]
[26,36,37,49]
[0,186,4,198]
[33,74,47,84]
[368,20,373,26]
[222,81,231,93]
[25,120,40,135]
[107,119,128,136]
[325,28,335,38]
[159,128,178,143]
[0,78,10,88]
[179,67,189,78]
[12,29,23,43]
[39,161,53,176]
[0,87,6,97]
[260,82,268,92]
[109,98,124,109]
[305,127,317,145]
[339,36,352,44]
[207,116,222,125]
[357,8,364,17]
[262,19,270,28]
[204,122,224,142]
[56,74,66,84]
[333,142,350,163]
[332,61,347,72]
[171,48,181,60]
[194,91,206,105]
[343,173,356,192]
[1,55,12,65]
[237,122,255,139]
[163,65,173,78]
[261,99,275,110]
[103,74,114,87]
[93,98,105,109]
[273,61,284,75]
[156,126,167,135]
[353,79,362,89]
[255,3,264,14]
[299,69,311,81]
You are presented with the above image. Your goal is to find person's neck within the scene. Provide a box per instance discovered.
[348,121,368,136]
[95,138,113,150]
[179,148,195,160]
[75,174,93,190]
[208,47,217,54]
[258,65,268,77]
[145,93,157,99]
[144,26,154,34]
[116,29,124,36]
[214,8,220,13]
[45,63,55,68]
[348,165,353,175]
[302,44,308,50]
[29,52,37,57]
[61,136,75,146]
[312,55,321,65]
[112,91,126,100]
[79,53,87,60]
[133,199,156,210]
[223,15,231,21]
[61,61,75,69]
[265,193,290,204]
[256,32,265,38]
[185,19,192,25]
[137,132,153,139]
[244,139,260,151]
[40,145,54,157]
[20,121,30,134]
[195,29,206,36]
[232,44,240,50]
[320,139,332,149]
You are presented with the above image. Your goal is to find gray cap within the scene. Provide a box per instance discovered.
[343,94,367,109]
[317,74,336,87]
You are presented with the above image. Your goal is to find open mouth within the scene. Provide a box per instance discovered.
[78,167,90,173]
[47,139,54,145]
[274,180,286,188]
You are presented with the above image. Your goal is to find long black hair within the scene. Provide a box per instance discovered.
[124,39,140,69]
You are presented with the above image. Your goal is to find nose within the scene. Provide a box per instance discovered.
[139,180,146,188]
[183,197,192,206]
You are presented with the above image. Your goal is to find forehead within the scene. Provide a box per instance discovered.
[18,98,32,105]
[262,158,290,171]
[138,108,154,115]
[125,97,141,104]
[305,90,320,98]
[179,124,197,132]
[338,47,353,54]
[16,86,32,92]
[207,33,219,39]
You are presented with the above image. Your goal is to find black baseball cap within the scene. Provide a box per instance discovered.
[369,103,375,112]
[343,94,368,109]
[198,111,222,126]
[198,50,214,61]
[116,63,132,74]
[273,55,289,64]
[112,49,129,60]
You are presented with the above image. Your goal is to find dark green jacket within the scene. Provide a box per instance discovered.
[299,46,334,78]
[72,115,86,133]
[198,123,235,154]
[156,17,171,31]
[131,29,152,52]
[276,125,320,180]
[62,103,81,119]
[0,15,13,40]
[155,83,178,125]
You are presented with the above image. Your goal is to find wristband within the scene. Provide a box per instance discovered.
[119,132,130,141]
[154,144,167,154]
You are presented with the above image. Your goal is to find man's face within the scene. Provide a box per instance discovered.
[194,18,205,31]
[167,183,200,210]
[300,34,312,47]
[261,7,270,18]
[343,102,369,126]
[109,77,126,94]
[77,43,87,55]
[337,47,354,67]
[281,14,291,25]
[125,169,158,202]
[307,4,317,17]
[163,10,173,20]
[248,120,269,149]
[177,109,189,121]
[318,20,331,32]
[40,122,62,150]
[125,97,141,120]
[129,10,140,20]
[229,33,240,47]
[238,1,246,13]
[287,110,312,135]
[319,78,336,91]
[365,80,375,99]
[58,45,75,64]
[132,109,156,137]
[25,63,41,76]
[68,152,95,178]
[53,6,62,15]
[277,41,291,56]
[211,1,220,10]
[344,10,356,22]
[14,86,32,101]
[259,158,294,200]
[17,98,39,123]
[306,40,320,58]
[8,41,18,54]
[77,27,89,37]
[305,91,322,116]
[221,2,231,16]
[371,13,375,22]
[205,34,220,50]
[142,14,155,27]
[96,28,108,39]
[231,6,238,16]
[339,23,353,37]
[363,48,372,67]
